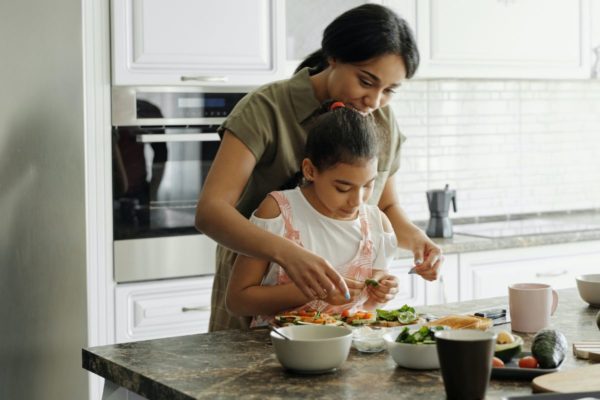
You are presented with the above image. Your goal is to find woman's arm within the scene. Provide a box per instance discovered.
[196,131,349,299]
[377,176,442,281]
[226,253,310,316]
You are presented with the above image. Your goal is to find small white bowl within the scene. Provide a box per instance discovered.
[351,326,387,353]
[383,332,440,369]
[576,274,600,307]
[270,325,352,373]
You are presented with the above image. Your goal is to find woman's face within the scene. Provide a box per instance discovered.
[302,158,378,220]
[326,53,407,115]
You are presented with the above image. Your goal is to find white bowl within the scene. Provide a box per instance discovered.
[270,325,352,373]
[576,274,600,307]
[383,332,440,369]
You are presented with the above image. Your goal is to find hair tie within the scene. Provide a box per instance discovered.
[329,101,345,111]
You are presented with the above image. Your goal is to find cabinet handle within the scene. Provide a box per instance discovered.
[181,306,210,313]
[136,133,220,143]
[535,270,568,278]
[180,75,229,83]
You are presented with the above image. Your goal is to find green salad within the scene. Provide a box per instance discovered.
[395,325,445,344]
[376,304,418,324]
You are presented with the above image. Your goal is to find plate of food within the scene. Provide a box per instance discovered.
[369,304,426,327]
[274,309,343,326]
[492,329,567,380]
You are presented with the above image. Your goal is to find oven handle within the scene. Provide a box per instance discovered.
[136,133,220,143]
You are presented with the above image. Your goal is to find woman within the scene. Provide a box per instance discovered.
[196,4,443,331]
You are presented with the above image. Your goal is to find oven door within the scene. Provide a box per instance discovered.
[112,125,219,282]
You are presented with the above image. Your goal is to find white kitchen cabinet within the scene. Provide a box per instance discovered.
[415,0,591,79]
[115,276,213,343]
[591,0,600,78]
[111,0,285,86]
[386,253,459,309]
[459,240,600,301]
[283,0,416,76]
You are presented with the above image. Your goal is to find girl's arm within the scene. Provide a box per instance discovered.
[195,131,349,299]
[226,254,311,316]
[377,176,443,281]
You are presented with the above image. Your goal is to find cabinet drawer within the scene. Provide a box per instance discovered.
[116,277,213,343]
[460,241,600,300]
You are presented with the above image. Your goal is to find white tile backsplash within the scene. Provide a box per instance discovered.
[393,80,600,220]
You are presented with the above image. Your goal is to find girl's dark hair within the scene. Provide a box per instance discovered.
[295,4,419,78]
[280,102,380,190]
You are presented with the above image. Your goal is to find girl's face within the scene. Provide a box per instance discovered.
[302,158,378,220]
[326,53,406,115]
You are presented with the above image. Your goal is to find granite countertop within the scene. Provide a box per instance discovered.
[396,209,600,257]
[82,288,600,400]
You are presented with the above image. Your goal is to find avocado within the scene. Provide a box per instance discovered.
[494,335,523,362]
[531,329,568,369]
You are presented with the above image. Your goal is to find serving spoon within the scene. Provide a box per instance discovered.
[270,326,292,340]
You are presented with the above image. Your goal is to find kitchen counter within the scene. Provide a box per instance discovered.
[398,209,600,257]
[82,288,600,400]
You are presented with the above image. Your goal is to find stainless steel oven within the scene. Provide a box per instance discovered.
[111,87,248,282]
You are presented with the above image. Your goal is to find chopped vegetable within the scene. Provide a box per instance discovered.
[492,357,505,368]
[395,325,444,344]
[518,356,539,369]
[365,279,379,287]
[376,304,418,324]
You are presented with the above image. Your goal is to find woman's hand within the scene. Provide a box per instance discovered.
[408,231,443,281]
[277,240,350,301]
[325,278,365,305]
[366,272,399,304]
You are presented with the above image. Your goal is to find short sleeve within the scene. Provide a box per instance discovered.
[218,90,277,164]
[387,108,406,176]
[249,211,285,237]
[373,231,398,270]
[367,206,398,270]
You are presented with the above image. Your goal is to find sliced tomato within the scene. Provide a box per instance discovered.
[518,356,539,369]
[341,309,350,318]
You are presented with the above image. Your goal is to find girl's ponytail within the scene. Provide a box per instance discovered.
[294,49,328,74]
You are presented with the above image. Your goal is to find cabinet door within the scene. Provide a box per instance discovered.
[387,257,426,308]
[115,277,213,343]
[283,0,417,76]
[425,253,459,306]
[112,0,285,86]
[460,241,600,301]
[416,0,591,79]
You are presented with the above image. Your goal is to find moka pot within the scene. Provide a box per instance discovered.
[426,185,457,238]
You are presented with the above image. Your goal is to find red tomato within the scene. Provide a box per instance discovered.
[492,357,505,368]
[341,310,350,318]
[518,356,539,369]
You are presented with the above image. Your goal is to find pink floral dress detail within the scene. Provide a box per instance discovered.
[251,190,375,327]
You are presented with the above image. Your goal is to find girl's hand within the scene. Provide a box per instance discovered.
[409,231,443,281]
[366,273,399,304]
[278,241,350,301]
[325,277,365,305]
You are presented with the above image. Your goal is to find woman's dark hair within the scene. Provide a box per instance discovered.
[280,102,380,190]
[295,4,419,78]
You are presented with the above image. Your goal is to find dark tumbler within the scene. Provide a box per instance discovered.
[435,330,497,400]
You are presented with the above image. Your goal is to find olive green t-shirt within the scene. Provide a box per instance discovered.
[218,67,406,218]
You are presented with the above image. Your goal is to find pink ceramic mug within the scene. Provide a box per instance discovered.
[509,283,558,333]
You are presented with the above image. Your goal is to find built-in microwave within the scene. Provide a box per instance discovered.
[111,87,249,282]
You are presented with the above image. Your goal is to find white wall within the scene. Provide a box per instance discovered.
[392,80,600,220]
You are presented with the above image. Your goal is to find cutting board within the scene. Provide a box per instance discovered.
[532,364,600,393]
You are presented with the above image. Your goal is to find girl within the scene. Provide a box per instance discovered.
[196,4,443,331]
[226,102,399,324]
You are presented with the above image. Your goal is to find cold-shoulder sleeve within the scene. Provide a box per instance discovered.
[249,211,285,237]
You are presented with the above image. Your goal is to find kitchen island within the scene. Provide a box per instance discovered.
[83,288,599,400]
